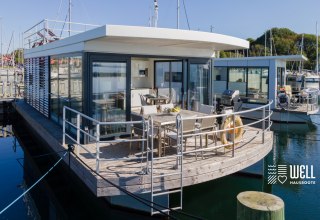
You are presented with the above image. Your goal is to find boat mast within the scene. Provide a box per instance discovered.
[299,34,304,73]
[270,29,272,56]
[153,0,158,27]
[316,21,319,74]
[177,0,180,29]
[264,31,267,56]
[68,0,71,37]
[0,17,3,69]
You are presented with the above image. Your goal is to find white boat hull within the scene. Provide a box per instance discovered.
[240,108,317,123]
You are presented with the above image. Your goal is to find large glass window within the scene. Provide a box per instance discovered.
[50,58,59,123]
[247,68,261,98]
[58,57,69,125]
[188,63,210,110]
[228,68,246,96]
[213,67,227,97]
[70,56,82,112]
[261,68,269,100]
[155,61,183,105]
[277,67,285,89]
[247,68,269,102]
[50,54,83,125]
[212,66,269,103]
[92,62,127,136]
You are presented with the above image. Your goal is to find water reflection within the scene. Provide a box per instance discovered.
[1,115,155,219]
[266,122,320,219]
[1,111,320,219]
[176,122,320,220]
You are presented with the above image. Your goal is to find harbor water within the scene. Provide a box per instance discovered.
[0,113,320,219]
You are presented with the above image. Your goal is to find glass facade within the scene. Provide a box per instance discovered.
[50,55,82,125]
[155,61,183,105]
[188,63,210,110]
[213,67,227,96]
[50,58,59,123]
[247,68,269,101]
[277,67,285,89]
[92,62,127,136]
[70,57,83,112]
[228,68,246,95]
[213,66,269,103]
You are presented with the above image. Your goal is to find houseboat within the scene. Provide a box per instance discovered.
[213,55,319,123]
[286,70,320,94]
[19,19,273,215]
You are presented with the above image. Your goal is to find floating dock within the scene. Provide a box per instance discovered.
[13,101,273,213]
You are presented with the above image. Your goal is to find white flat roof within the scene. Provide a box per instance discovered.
[214,54,308,62]
[24,25,249,58]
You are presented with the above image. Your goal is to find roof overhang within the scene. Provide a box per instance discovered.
[214,54,308,62]
[24,25,249,58]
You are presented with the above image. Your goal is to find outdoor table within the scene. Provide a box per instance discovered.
[144,109,208,156]
[93,99,115,121]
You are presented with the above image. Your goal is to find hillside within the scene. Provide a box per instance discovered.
[220,28,318,70]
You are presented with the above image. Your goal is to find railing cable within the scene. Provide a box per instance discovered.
[0,151,68,215]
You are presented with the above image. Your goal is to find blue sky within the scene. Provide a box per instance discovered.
[1,0,320,52]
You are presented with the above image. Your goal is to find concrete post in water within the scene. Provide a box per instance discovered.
[237,191,284,220]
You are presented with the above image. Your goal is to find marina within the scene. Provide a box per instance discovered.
[1,107,319,219]
[15,18,277,215]
[213,55,319,123]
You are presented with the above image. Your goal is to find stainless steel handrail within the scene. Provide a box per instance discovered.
[24,19,100,49]
[166,100,273,162]
[63,105,149,173]
[62,100,273,174]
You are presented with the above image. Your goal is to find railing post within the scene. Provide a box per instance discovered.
[63,107,66,145]
[307,94,309,112]
[268,101,271,131]
[145,118,149,174]
[262,107,265,144]
[232,114,235,157]
[96,123,100,173]
[76,113,81,156]
[175,114,182,168]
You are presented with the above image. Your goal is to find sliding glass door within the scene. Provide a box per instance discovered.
[188,62,210,111]
[155,61,183,105]
[91,61,127,136]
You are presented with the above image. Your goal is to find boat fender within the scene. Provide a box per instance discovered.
[220,116,243,149]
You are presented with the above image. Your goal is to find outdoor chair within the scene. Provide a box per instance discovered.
[131,112,161,156]
[139,94,148,106]
[199,104,215,114]
[165,118,201,157]
[141,105,158,115]
[160,103,175,112]
[198,116,218,158]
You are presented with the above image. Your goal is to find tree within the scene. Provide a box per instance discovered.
[219,27,319,71]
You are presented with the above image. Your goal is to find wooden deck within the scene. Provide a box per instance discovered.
[14,101,273,198]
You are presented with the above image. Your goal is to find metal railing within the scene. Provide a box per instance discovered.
[24,19,100,49]
[276,91,319,113]
[159,100,274,166]
[63,100,273,173]
[63,106,149,173]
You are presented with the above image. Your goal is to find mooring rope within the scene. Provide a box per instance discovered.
[0,151,68,215]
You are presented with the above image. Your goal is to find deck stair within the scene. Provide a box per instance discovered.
[148,116,183,215]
